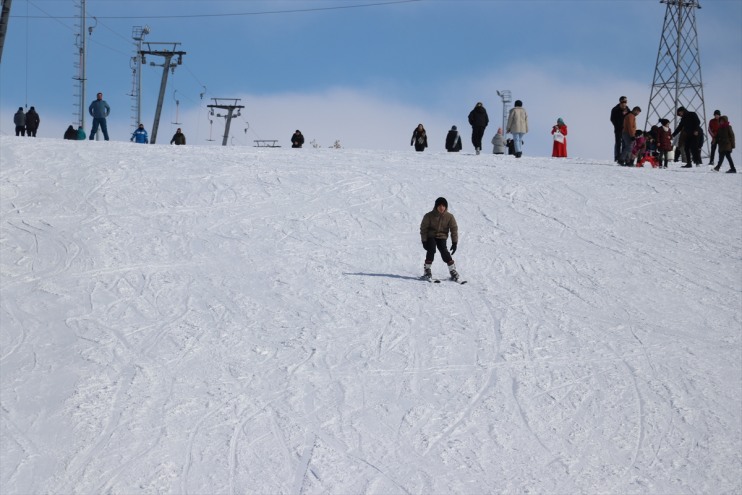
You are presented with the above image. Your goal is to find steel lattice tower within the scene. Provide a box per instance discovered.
[645,0,707,154]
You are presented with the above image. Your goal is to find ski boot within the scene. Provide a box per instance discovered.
[448,263,460,282]
[423,263,433,280]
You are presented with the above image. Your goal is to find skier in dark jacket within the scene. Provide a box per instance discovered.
[291,130,305,148]
[610,96,629,162]
[672,106,702,167]
[467,102,489,154]
[420,197,462,282]
[445,125,462,152]
[170,128,186,145]
[13,107,26,136]
[410,124,428,152]
[25,107,40,137]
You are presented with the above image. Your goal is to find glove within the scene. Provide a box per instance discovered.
[450,243,457,255]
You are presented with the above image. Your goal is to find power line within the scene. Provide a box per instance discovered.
[13,0,423,20]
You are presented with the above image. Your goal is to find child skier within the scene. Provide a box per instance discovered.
[420,197,461,282]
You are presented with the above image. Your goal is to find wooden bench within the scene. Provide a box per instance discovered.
[254,140,280,148]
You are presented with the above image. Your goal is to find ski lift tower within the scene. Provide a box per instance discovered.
[129,25,150,131]
[496,90,512,134]
[207,98,244,146]
[139,41,185,144]
[645,0,708,155]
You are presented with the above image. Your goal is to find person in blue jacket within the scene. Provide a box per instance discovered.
[131,123,149,144]
[88,92,111,140]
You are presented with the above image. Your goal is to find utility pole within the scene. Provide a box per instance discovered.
[72,0,89,130]
[139,42,185,144]
[0,0,12,64]
[207,98,244,146]
[130,25,150,130]
[496,90,512,134]
[646,0,707,155]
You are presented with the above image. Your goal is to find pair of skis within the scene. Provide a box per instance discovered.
[420,275,467,285]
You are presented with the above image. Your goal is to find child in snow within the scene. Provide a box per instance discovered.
[630,130,646,166]
[420,197,460,281]
[656,119,673,169]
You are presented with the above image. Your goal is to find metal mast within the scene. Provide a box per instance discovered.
[130,25,150,130]
[0,0,13,63]
[645,0,707,154]
[207,99,244,146]
[139,42,185,144]
[73,0,87,129]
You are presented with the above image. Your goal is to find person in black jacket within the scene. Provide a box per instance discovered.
[410,124,428,152]
[467,102,489,154]
[63,125,77,140]
[445,125,462,152]
[170,128,186,145]
[610,96,629,162]
[291,130,305,148]
[672,106,703,168]
[25,107,40,137]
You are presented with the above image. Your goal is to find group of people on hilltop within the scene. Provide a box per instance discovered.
[412,100,568,159]
[610,95,735,173]
[13,107,41,137]
[16,91,186,145]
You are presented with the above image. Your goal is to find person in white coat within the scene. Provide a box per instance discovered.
[506,100,529,158]
[491,128,507,154]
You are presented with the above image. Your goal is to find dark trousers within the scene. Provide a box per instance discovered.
[471,126,486,150]
[15,125,25,136]
[26,127,37,137]
[425,238,453,265]
[683,133,702,166]
[90,118,110,140]
[718,151,735,169]
[709,139,718,163]
[614,129,623,161]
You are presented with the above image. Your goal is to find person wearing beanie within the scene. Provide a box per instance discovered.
[713,116,736,173]
[420,197,463,282]
[708,110,722,165]
[445,125,462,152]
[25,106,40,137]
[491,127,507,155]
[551,117,568,158]
[506,99,528,158]
[13,107,26,136]
[467,102,489,155]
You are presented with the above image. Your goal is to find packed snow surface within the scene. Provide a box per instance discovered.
[1,136,740,494]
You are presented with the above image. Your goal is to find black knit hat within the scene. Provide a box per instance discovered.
[434,197,448,209]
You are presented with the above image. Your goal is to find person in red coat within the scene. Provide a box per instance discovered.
[656,119,673,169]
[551,118,568,157]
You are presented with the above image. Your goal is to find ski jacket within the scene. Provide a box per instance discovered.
[623,112,637,136]
[131,128,149,143]
[507,107,528,134]
[77,128,86,140]
[13,110,25,126]
[673,111,701,137]
[468,106,489,128]
[89,99,111,119]
[25,109,40,130]
[610,103,627,131]
[291,132,304,148]
[411,128,428,150]
[170,132,186,145]
[64,125,77,140]
[445,130,462,152]
[716,123,735,152]
[420,209,458,244]
[656,126,673,152]
[708,117,720,140]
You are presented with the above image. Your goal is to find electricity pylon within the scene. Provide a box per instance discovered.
[645,0,708,154]
[207,99,244,146]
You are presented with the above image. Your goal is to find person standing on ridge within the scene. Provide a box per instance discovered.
[468,102,489,155]
[551,117,568,158]
[506,100,528,158]
[610,96,629,162]
[25,107,40,137]
[620,106,641,166]
[411,124,428,152]
[708,110,721,165]
[420,197,463,283]
[170,128,186,145]
[672,106,702,168]
[13,107,26,136]
[445,125,462,152]
[89,92,111,141]
[713,115,736,173]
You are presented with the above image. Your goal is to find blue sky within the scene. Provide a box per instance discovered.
[1,0,740,160]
